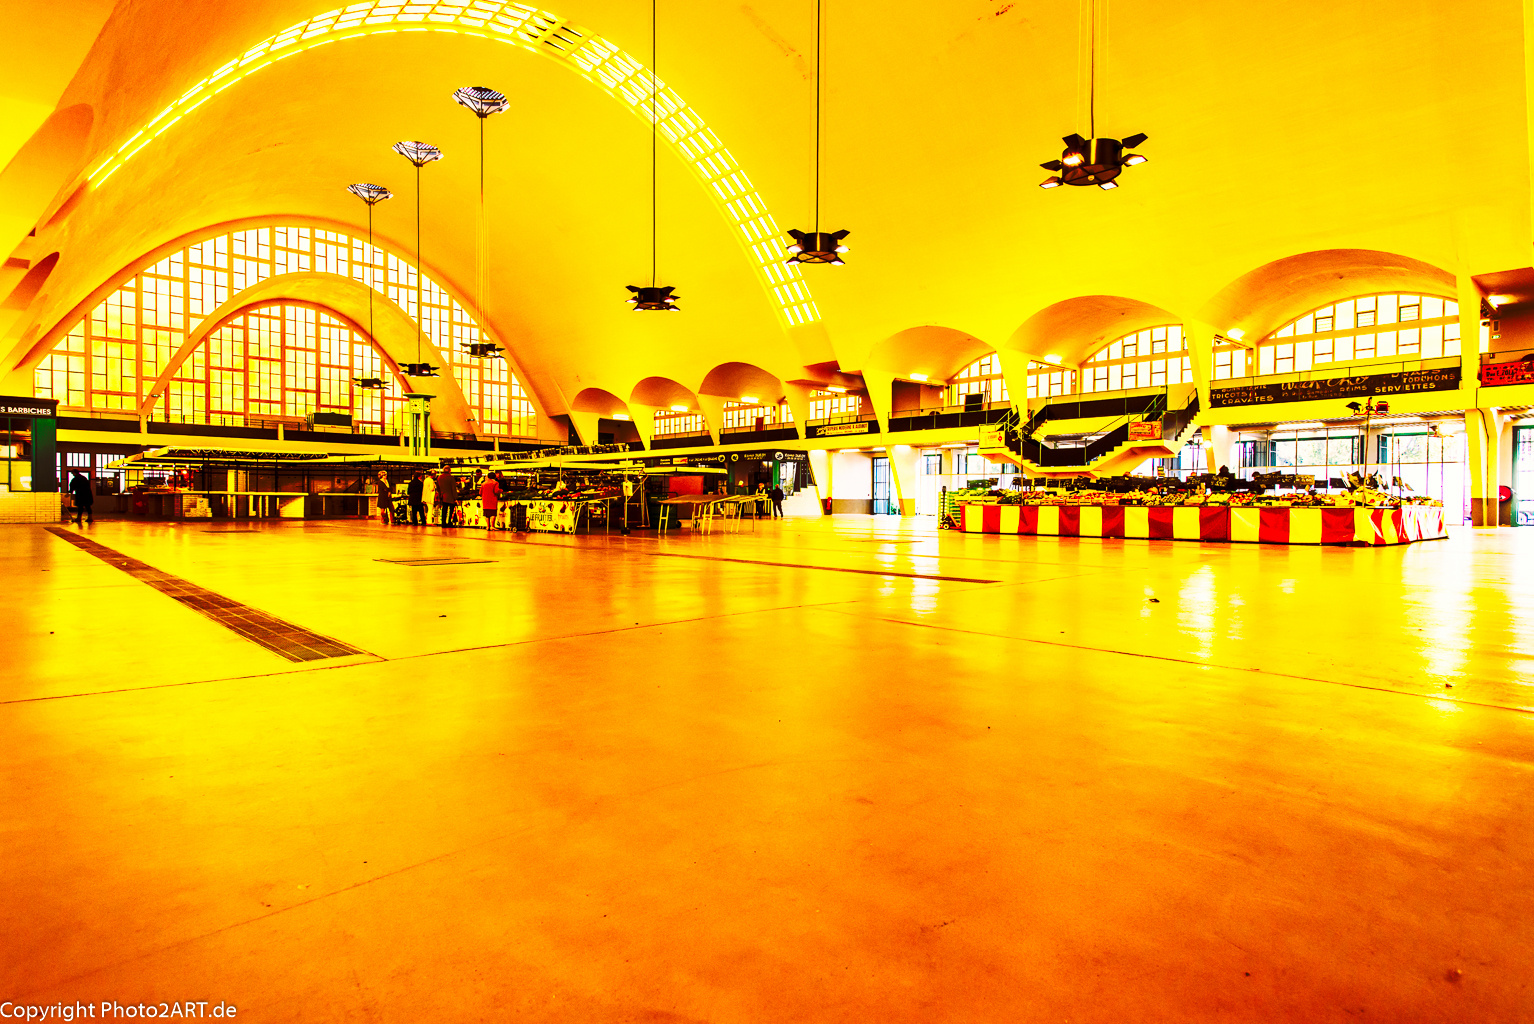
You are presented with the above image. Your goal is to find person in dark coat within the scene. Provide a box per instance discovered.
[769,484,785,518]
[436,470,459,527]
[407,472,426,525]
[68,470,94,525]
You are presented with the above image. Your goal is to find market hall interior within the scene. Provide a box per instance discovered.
[6,0,1534,1019]
[4,517,1534,1024]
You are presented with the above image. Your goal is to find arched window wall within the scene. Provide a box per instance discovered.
[1254,293,1464,376]
[32,225,537,437]
[947,354,1009,407]
[1080,325,1193,393]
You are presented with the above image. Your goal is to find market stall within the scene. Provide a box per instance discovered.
[959,499,1445,545]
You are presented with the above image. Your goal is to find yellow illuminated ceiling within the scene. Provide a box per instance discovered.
[1,0,1531,427]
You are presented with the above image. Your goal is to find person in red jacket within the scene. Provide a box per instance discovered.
[480,472,500,531]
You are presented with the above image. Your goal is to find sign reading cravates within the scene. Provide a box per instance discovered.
[1127,420,1162,440]
[1481,358,1534,387]
[526,499,577,533]
[0,395,59,417]
[810,420,872,437]
[1209,367,1460,408]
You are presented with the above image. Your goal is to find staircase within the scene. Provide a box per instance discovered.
[1006,388,1201,477]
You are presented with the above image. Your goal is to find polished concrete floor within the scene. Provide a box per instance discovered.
[3,515,1533,1022]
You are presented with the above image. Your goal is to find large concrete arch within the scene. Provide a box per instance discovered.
[133,279,474,432]
[1200,249,1458,345]
[75,0,817,332]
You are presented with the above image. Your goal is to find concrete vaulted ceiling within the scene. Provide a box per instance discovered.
[2,0,1532,417]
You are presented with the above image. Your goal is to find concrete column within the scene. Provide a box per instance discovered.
[1465,407,1509,527]
[887,443,920,516]
[807,449,830,513]
[1182,320,1217,412]
[695,395,725,445]
[1203,424,1233,473]
[783,383,816,439]
[860,369,896,433]
[630,405,658,449]
[1456,272,1483,401]
[567,411,601,447]
[995,350,1035,414]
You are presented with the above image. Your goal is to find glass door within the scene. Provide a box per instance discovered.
[871,456,896,515]
[1516,427,1534,525]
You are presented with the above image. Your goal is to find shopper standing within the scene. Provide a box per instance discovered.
[376,470,393,525]
[408,471,427,525]
[68,470,94,525]
[479,471,500,531]
[769,483,785,519]
[422,468,438,525]
[437,469,459,527]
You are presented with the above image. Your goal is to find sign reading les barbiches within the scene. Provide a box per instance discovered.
[1209,367,1460,408]
[0,395,59,417]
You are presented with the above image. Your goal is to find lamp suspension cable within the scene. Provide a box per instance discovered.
[651,0,658,288]
[367,201,375,340]
[1088,0,1096,141]
[415,160,422,365]
[782,0,849,266]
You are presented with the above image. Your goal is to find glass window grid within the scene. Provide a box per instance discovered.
[654,410,707,436]
[1259,294,1462,375]
[1079,325,1191,393]
[721,400,790,429]
[34,225,535,438]
[808,390,862,421]
[947,354,1009,406]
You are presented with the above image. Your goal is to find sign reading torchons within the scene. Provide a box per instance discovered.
[1209,367,1460,408]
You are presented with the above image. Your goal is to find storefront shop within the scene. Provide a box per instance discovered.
[0,396,60,523]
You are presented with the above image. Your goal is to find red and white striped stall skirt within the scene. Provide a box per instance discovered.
[959,504,1447,546]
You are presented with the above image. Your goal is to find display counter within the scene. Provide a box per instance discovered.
[959,501,1446,546]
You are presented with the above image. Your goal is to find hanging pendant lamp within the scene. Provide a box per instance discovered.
[785,0,850,265]
[1039,0,1147,190]
[391,141,444,375]
[626,0,680,310]
[345,182,393,389]
[452,86,510,358]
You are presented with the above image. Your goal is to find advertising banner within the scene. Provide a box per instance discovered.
[1127,420,1162,440]
[810,421,872,437]
[526,499,577,533]
[1480,359,1534,387]
[1209,367,1460,408]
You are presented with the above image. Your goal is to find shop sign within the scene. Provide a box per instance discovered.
[813,420,872,437]
[0,395,59,417]
[1127,420,1162,440]
[977,425,1010,456]
[1209,367,1460,408]
[1480,359,1534,387]
[526,499,577,533]
[730,450,809,463]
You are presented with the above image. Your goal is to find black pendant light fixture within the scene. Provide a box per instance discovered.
[392,140,444,375]
[1039,0,1148,190]
[627,0,680,311]
[452,86,510,359]
[785,0,849,264]
[345,182,393,389]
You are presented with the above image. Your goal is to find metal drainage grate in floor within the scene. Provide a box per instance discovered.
[46,528,368,663]
[376,557,498,566]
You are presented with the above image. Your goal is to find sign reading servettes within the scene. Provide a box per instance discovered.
[1209,367,1460,408]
